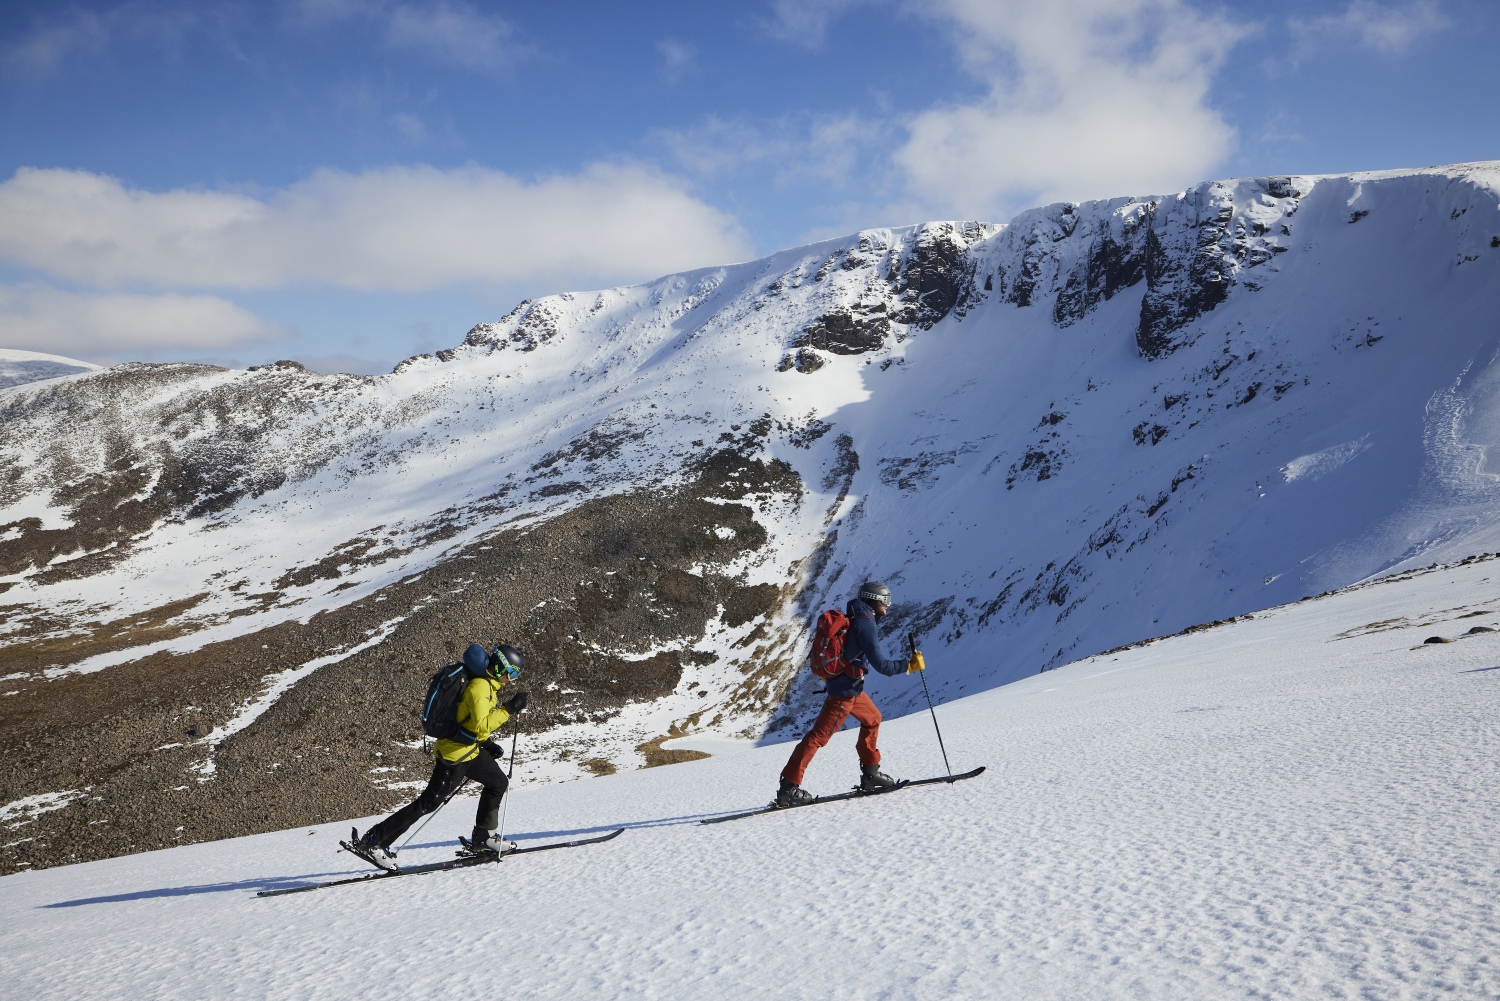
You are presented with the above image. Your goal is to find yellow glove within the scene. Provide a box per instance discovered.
[906,651,926,673]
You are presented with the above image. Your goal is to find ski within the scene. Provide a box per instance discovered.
[700,766,986,825]
[256,828,625,897]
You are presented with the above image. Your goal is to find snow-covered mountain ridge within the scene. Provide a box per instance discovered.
[0,348,100,391]
[1,160,1498,873]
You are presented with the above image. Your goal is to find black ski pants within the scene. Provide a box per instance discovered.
[367,746,508,848]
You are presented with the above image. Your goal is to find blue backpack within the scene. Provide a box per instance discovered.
[422,644,497,740]
[420,664,469,740]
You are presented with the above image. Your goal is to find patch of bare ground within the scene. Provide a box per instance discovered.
[0,449,801,874]
[0,594,211,677]
[636,726,712,769]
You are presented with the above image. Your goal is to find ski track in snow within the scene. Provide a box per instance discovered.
[2,559,1497,1000]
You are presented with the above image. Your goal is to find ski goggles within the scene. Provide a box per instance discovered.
[490,647,521,681]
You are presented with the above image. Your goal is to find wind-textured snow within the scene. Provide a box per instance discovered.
[2,556,1496,1000]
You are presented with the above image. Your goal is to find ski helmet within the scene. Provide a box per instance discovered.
[857,581,892,609]
[490,643,524,682]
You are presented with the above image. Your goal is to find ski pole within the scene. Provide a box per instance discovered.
[909,633,952,779]
[496,721,520,843]
[398,775,469,850]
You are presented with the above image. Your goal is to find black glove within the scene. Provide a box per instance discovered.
[481,740,505,760]
[503,690,529,714]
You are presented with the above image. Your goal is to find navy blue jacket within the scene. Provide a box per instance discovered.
[826,597,905,698]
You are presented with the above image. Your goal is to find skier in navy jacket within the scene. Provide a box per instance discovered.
[777,581,925,807]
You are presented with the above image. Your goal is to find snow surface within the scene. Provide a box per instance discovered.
[3,557,1496,1000]
[0,347,99,390]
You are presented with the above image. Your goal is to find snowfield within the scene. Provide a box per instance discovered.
[0,347,99,390]
[3,556,1496,1000]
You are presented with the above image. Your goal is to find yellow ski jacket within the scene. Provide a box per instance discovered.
[434,675,512,763]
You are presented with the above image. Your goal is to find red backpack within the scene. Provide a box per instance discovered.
[809,609,864,681]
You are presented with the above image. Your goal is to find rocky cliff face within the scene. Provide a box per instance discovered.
[960,176,1301,358]
[2,162,1498,873]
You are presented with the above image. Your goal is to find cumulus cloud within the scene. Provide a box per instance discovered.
[0,164,752,293]
[1291,0,1449,56]
[0,285,284,356]
[891,0,1247,220]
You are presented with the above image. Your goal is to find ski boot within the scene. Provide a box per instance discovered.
[775,778,814,808]
[353,828,398,871]
[463,828,518,856]
[859,763,899,793]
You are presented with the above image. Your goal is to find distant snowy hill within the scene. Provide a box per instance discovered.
[1,161,1498,873]
[0,348,99,390]
[3,557,1496,1000]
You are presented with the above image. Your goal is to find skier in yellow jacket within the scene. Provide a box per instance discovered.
[357,643,528,869]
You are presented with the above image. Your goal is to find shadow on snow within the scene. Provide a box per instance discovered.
[38,807,732,906]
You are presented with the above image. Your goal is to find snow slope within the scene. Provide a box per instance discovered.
[3,555,1496,1000]
[0,348,99,390]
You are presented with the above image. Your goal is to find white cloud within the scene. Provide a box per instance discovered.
[1291,1,1449,55]
[890,0,1247,220]
[0,164,752,293]
[764,0,874,49]
[0,285,284,357]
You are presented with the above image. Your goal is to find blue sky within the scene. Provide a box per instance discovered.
[0,0,1495,374]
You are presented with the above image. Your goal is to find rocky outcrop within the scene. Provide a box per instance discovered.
[960,179,1302,359]
[1053,202,1153,326]
[462,296,566,352]
[795,303,891,354]
[889,222,994,328]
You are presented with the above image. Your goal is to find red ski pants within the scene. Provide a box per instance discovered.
[780,692,882,785]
